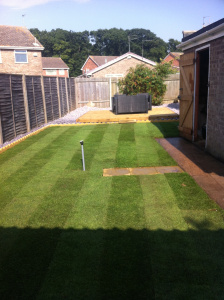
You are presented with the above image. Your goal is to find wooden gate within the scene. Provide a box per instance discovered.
[179,52,195,140]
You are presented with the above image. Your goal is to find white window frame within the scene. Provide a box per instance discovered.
[46,69,57,76]
[15,50,28,63]
[59,69,65,75]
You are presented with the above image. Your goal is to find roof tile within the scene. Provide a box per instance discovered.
[0,25,43,48]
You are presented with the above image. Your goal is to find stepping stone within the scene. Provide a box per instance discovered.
[103,166,183,177]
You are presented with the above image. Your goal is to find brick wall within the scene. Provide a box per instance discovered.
[92,57,154,78]
[206,37,224,161]
[0,49,43,75]
[163,54,180,68]
[82,58,98,74]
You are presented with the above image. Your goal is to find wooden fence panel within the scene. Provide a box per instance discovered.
[0,74,16,143]
[59,77,68,116]
[11,75,27,136]
[26,76,45,130]
[43,77,54,122]
[67,78,76,111]
[75,78,110,108]
[163,73,180,102]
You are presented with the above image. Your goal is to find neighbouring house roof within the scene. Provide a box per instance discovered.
[177,18,224,51]
[85,52,156,76]
[0,25,44,50]
[81,55,118,70]
[42,57,69,69]
[163,52,183,61]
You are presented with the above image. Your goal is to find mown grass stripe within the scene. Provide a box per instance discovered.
[36,125,120,299]
[0,127,91,228]
[0,127,77,183]
[0,128,78,211]
[67,124,109,171]
[101,175,153,298]
[0,127,98,299]
[0,127,58,166]
[115,123,138,168]
[134,123,177,167]
[140,174,186,230]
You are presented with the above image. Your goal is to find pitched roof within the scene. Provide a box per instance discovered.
[182,18,224,42]
[90,56,118,66]
[0,25,44,50]
[85,52,156,76]
[163,52,183,61]
[177,18,224,51]
[81,55,118,70]
[42,57,69,69]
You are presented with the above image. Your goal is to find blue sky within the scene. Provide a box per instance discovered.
[0,0,223,42]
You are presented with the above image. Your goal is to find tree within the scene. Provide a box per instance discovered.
[118,63,174,105]
[30,27,179,77]
[167,38,181,52]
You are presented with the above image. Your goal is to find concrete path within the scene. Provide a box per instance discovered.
[157,137,224,209]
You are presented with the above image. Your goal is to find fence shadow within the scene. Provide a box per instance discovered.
[1,225,224,299]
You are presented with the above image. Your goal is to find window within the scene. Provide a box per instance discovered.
[59,69,65,75]
[46,69,57,76]
[105,74,123,78]
[15,50,28,63]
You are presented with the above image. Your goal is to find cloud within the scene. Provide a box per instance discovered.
[0,0,90,9]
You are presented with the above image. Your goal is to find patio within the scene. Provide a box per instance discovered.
[76,106,179,123]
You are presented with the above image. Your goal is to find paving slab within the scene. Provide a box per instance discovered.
[157,137,224,209]
[103,166,183,177]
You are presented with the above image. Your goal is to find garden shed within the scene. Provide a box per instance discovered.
[177,18,224,162]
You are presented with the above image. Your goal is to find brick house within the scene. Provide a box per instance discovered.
[177,18,224,161]
[42,57,69,78]
[81,56,118,75]
[162,52,183,70]
[0,25,44,75]
[81,52,156,78]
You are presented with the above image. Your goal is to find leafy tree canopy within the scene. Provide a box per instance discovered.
[30,28,180,77]
[118,63,175,105]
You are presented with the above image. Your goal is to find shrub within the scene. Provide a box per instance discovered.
[118,62,175,105]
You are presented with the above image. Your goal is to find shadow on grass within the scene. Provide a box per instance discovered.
[1,226,224,299]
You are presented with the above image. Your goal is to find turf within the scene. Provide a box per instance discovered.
[1,122,224,299]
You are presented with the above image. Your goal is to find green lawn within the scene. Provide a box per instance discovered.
[1,122,224,299]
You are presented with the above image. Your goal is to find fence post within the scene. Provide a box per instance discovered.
[74,78,78,108]
[0,114,3,145]
[56,77,61,118]
[65,77,70,113]
[109,78,112,109]
[22,75,31,132]
[41,76,47,124]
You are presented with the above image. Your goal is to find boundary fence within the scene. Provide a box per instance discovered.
[0,73,179,144]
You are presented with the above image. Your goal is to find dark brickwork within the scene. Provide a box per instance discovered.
[206,37,224,161]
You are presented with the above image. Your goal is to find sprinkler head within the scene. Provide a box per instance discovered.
[80,140,84,145]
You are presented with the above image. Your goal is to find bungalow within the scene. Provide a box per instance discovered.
[42,57,69,78]
[0,25,44,75]
[81,52,156,78]
[177,18,224,161]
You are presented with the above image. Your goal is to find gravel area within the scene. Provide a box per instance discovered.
[0,102,179,149]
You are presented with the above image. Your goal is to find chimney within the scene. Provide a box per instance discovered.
[182,30,197,39]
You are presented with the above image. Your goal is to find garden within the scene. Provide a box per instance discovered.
[1,122,224,299]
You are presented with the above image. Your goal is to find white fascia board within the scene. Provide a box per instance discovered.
[80,56,99,70]
[80,56,90,70]
[0,46,44,51]
[86,52,156,75]
[177,23,224,51]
